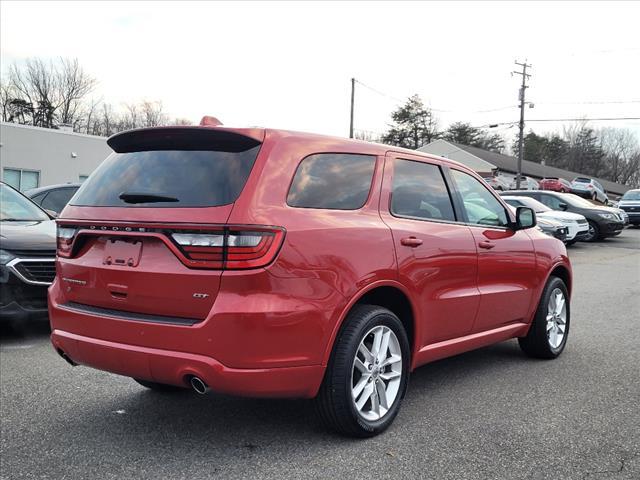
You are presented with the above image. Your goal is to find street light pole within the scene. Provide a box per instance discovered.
[349,78,355,139]
[513,61,531,190]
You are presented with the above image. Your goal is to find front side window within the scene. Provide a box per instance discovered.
[287,153,376,210]
[391,159,455,222]
[539,193,567,210]
[451,169,509,227]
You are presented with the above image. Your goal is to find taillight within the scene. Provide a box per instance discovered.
[56,225,77,258]
[171,227,284,269]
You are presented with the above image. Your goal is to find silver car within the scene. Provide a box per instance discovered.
[570,177,608,204]
[617,189,640,226]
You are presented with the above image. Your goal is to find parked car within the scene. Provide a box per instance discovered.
[539,177,572,193]
[0,182,57,324]
[617,189,640,226]
[535,216,569,242]
[49,122,572,437]
[570,177,608,204]
[502,190,624,242]
[502,196,589,245]
[25,183,82,215]
[482,175,511,191]
[509,175,539,190]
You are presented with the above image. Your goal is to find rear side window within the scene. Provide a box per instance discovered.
[287,153,376,210]
[71,147,260,207]
[391,159,456,222]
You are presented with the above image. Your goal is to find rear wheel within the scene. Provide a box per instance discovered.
[519,276,570,359]
[315,305,410,437]
[134,378,186,392]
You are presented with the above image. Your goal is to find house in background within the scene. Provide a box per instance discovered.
[0,122,111,191]
[418,139,630,198]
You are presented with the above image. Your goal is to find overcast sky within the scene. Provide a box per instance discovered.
[1,1,639,146]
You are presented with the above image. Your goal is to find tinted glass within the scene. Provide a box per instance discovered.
[538,193,568,210]
[451,170,509,227]
[287,153,376,210]
[574,177,590,183]
[71,147,260,207]
[41,188,77,212]
[0,184,49,221]
[391,159,455,221]
[504,198,525,208]
[30,192,46,204]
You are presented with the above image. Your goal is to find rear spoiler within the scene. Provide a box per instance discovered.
[107,126,264,153]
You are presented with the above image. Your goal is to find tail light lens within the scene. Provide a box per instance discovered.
[171,227,284,269]
[56,226,77,258]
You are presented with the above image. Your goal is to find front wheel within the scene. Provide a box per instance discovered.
[315,305,410,437]
[519,276,570,359]
[583,220,600,242]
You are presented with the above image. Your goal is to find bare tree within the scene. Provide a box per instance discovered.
[140,100,167,127]
[57,58,96,126]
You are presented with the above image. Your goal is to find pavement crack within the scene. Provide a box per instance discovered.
[582,452,640,479]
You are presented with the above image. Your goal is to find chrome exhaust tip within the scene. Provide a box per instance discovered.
[189,376,209,395]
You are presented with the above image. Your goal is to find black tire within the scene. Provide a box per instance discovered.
[583,220,600,242]
[134,378,186,392]
[519,276,570,359]
[315,305,410,437]
[565,239,577,246]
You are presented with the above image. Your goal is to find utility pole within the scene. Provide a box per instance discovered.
[513,60,531,189]
[349,78,355,138]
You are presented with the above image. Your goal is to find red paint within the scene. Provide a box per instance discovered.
[539,178,571,193]
[49,126,571,398]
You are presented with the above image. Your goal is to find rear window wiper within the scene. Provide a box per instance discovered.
[118,192,179,204]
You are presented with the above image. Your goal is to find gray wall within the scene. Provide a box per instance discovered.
[0,122,112,190]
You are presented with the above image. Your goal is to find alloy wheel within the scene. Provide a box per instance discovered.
[546,288,567,349]
[351,325,402,421]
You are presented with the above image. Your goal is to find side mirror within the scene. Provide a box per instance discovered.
[45,209,58,219]
[514,206,536,230]
[558,202,568,211]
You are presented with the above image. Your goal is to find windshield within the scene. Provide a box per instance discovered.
[0,183,50,221]
[505,196,550,213]
[559,193,599,208]
[71,146,261,207]
[621,190,640,201]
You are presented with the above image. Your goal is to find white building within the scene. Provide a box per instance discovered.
[0,122,112,191]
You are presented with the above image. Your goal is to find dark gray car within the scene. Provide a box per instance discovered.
[25,183,82,215]
[0,182,56,324]
[501,190,625,242]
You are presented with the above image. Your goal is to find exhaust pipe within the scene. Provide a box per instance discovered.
[56,349,77,366]
[189,376,209,395]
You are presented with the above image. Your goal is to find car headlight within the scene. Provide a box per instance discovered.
[598,213,616,220]
[0,249,15,265]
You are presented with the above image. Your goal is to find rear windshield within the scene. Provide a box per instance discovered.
[573,177,591,183]
[71,147,260,207]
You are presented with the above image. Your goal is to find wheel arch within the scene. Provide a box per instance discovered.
[548,263,572,296]
[322,281,418,367]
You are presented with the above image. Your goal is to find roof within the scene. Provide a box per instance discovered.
[419,140,631,196]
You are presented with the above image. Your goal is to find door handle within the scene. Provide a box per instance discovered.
[478,240,495,249]
[401,237,423,247]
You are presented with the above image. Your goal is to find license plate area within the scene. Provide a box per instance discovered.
[103,238,143,267]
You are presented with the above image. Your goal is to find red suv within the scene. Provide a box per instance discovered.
[49,121,572,437]
[539,177,572,193]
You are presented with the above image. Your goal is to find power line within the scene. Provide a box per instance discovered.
[535,100,640,106]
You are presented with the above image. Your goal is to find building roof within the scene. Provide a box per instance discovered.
[419,139,631,196]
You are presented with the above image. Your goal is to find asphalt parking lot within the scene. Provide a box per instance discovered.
[1,229,639,480]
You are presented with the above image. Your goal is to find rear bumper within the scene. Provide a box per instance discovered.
[51,329,325,398]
